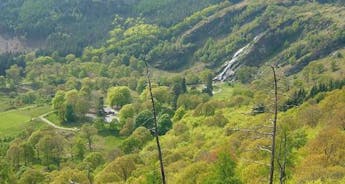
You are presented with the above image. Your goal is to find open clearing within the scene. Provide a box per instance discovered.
[0,105,50,136]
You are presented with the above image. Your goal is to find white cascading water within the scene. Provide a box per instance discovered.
[214,33,264,82]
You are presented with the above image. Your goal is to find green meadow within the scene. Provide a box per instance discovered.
[0,105,50,136]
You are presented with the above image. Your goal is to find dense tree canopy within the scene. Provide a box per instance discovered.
[0,0,345,183]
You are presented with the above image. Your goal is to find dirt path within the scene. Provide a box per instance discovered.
[38,112,79,132]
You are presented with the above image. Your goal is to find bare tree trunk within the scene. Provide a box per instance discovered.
[269,66,278,184]
[145,61,167,184]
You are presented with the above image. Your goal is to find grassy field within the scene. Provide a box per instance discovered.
[0,105,51,137]
[104,136,125,151]
[212,82,235,100]
[0,95,15,112]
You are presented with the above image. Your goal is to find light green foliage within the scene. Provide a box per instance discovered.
[107,86,132,107]
[73,138,85,161]
[1,1,345,183]
[175,162,210,183]
[120,126,153,154]
[18,168,46,184]
[204,152,242,184]
[120,118,136,136]
[95,155,138,183]
[5,64,22,89]
[172,106,186,122]
[37,134,64,167]
[118,104,135,123]
[194,100,222,117]
[141,86,173,105]
[81,124,98,152]
[52,89,89,122]
[49,167,90,184]
[83,152,105,171]
[0,76,6,88]
[177,93,209,110]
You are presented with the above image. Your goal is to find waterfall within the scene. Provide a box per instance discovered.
[214,33,264,82]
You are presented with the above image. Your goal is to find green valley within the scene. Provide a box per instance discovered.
[0,0,345,183]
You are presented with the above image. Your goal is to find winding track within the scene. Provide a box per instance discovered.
[37,112,79,132]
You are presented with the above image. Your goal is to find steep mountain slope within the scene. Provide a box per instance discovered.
[79,0,345,76]
[0,0,224,55]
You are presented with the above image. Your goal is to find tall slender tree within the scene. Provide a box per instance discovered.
[144,61,166,184]
[269,66,278,184]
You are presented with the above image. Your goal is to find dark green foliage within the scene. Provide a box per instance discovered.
[135,110,154,130]
[308,79,345,99]
[135,0,223,26]
[0,53,25,76]
[64,104,75,123]
[181,78,187,94]
[282,79,345,111]
[97,97,105,117]
[0,0,135,55]
[315,0,345,5]
[172,77,188,109]
[135,110,172,135]
[282,89,306,111]
[252,103,265,115]
[203,73,213,96]
[157,114,172,135]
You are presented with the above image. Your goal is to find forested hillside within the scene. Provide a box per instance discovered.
[0,0,345,183]
[0,0,222,55]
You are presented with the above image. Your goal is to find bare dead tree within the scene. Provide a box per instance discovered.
[227,65,281,183]
[144,61,166,184]
[269,66,278,184]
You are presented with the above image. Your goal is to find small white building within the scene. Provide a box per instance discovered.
[103,106,119,123]
[86,106,119,123]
